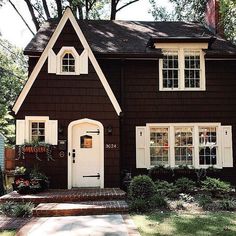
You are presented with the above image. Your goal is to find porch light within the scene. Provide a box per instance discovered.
[107,125,113,135]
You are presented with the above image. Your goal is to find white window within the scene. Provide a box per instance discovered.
[175,127,193,165]
[31,121,45,142]
[158,43,207,91]
[61,52,75,73]
[16,116,58,145]
[199,127,217,165]
[136,122,233,169]
[150,127,169,165]
[48,46,88,75]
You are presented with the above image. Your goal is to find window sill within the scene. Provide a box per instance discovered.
[159,88,205,92]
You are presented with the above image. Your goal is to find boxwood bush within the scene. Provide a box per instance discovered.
[175,177,195,192]
[128,175,156,200]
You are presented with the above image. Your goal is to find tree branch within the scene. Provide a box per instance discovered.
[116,0,139,12]
[9,0,35,35]
[42,0,51,19]
[24,0,40,31]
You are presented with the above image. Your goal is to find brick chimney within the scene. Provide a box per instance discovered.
[205,0,224,36]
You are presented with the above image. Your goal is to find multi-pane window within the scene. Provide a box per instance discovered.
[150,128,169,165]
[31,122,45,142]
[62,53,75,73]
[162,51,179,89]
[159,47,205,91]
[184,50,201,88]
[199,127,217,165]
[175,127,193,165]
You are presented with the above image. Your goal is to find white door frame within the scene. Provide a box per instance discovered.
[67,118,104,189]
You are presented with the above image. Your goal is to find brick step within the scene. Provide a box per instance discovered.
[0,188,126,203]
[33,200,129,217]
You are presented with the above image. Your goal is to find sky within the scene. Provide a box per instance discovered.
[0,0,171,49]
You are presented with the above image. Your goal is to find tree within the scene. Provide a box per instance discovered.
[0,39,27,145]
[8,0,140,33]
[149,0,236,43]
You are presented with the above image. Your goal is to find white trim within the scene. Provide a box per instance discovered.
[145,122,222,169]
[67,118,104,189]
[13,7,122,116]
[159,46,206,91]
[56,46,78,75]
[155,43,209,49]
[25,116,49,143]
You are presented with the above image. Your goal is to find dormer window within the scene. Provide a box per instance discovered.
[62,52,75,73]
[158,43,207,91]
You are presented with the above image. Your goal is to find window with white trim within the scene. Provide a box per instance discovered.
[150,127,169,165]
[199,127,217,165]
[31,121,45,142]
[159,45,206,91]
[61,52,75,73]
[175,127,193,165]
[147,123,221,168]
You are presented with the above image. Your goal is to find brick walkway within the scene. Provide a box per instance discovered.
[0,216,30,230]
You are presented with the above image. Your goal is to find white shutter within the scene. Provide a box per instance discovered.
[48,49,57,73]
[136,126,146,168]
[46,120,58,145]
[79,49,88,74]
[16,120,25,145]
[221,126,233,167]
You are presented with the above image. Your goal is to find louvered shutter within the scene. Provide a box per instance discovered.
[16,120,25,145]
[48,49,57,73]
[136,126,147,168]
[79,49,88,74]
[221,126,233,167]
[46,120,58,145]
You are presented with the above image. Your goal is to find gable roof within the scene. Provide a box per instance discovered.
[25,20,236,58]
[13,7,122,115]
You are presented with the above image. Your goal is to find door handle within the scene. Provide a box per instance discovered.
[72,149,75,163]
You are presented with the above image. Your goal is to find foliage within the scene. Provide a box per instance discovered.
[197,194,213,209]
[0,166,5,196]
[219,198,236,211]
[129,198,151,213]
[149,0,236,43]
[0,201,34,217]
[175,177,195,192]
[201,177,231,195]
[0,39,27,146]
[128,175,156,200]
[14,166,26,175]
[18,141,54,161]
[150,194,168,209]
[155,180,178,198]
[30,166,48,181]
[179,193,194,203]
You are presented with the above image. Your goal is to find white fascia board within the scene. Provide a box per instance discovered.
[13,7,122,116]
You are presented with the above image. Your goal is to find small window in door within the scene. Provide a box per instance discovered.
[81,135,92,148]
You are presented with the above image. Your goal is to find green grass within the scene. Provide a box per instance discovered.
[132,212,236,236]
[0,231,16,236]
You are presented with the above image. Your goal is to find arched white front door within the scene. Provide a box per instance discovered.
[68,119,104,188]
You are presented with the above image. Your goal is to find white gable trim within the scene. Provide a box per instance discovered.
[13,7,122,116]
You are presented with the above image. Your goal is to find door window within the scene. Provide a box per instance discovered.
[80,135,92,148]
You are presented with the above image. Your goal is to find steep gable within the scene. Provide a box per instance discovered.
[13,7,121,116]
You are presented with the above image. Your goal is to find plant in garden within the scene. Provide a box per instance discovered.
[201,177,231,196]
[175,177,195,192]
[0,201,34,217]
[219,198,236,211]
[179,193,194,203]
[155,180,178,198]
[129,198,151,213]
[197,194,213,209]
[128,175,156,200]
[14,166,26,175]
[150,194,168,209]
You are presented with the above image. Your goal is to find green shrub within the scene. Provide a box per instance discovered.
[129,198,150,213]
[175,177,195,192]
[0,201,15,216]
[219,198,236,211]
[150,194,168,208]
[155,180,178,198]
[201,177,231,196]
[197,194,213,208]
[0,201,34,217]
[128,175,156,200]
[179,193,194,203]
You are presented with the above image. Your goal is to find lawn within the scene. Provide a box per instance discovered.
[132,212,236,236]
[0,231,16,236]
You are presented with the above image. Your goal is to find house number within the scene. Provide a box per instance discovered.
[105,144,118,149]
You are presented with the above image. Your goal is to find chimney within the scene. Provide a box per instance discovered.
[205,0,224,36]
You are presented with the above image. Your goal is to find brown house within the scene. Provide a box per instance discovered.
[13,5,236,188]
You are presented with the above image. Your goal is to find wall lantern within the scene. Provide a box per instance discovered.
[107,125,113,135]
